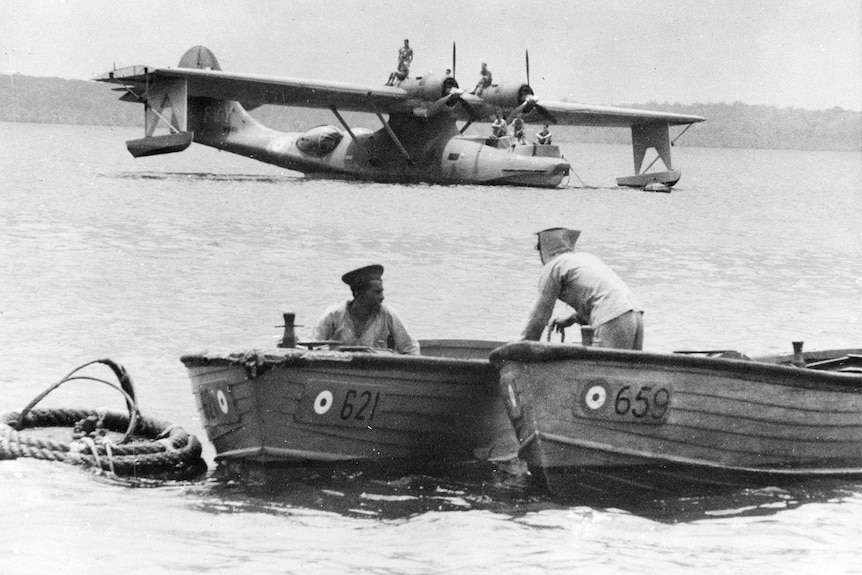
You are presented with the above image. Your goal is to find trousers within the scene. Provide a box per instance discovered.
[595,310,644,350]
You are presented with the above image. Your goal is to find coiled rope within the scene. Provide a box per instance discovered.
[0,359,206,480]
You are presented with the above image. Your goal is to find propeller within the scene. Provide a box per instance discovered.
[452,42,456,80]
[507,49,556,124]
[429,40,482,130]
[426,89,462,117]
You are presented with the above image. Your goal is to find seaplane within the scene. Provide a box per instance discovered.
[95,45,704,189]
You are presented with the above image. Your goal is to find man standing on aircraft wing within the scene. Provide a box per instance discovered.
[313,264,420,355]
[473,62,492,95]
[387,39,413,85]
[520,228,644,350]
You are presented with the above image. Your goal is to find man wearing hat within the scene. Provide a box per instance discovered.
[520,228,644,350]
[312,264,420,355]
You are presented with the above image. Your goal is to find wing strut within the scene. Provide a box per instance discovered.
[632,123,672,175]
[329,107,359,144]
[373,109,413,164]
[116,83,183,135]
[616,122,680,188]
[634,122,697,179]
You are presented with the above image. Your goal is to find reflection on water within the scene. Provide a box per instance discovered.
[191,461,861,525]
[111,171,301,184]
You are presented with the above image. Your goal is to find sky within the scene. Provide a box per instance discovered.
[1,0,860,111]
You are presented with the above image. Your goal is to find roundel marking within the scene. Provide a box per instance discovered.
[583,384,608,411]
[314,390,334,415]
[216,389,230,414]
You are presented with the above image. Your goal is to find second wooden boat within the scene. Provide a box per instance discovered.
[489,342,862,501]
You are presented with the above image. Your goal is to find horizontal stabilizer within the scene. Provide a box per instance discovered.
[126,132,194,158]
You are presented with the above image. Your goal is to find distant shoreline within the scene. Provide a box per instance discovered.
[2,74,859,152]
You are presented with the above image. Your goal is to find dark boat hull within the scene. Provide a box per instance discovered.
[490,343,862,498]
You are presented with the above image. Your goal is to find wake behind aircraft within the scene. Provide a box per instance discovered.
[95,45,704,189]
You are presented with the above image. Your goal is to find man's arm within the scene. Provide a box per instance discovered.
[519,265,561,341]
[312,306,339,341]
[386,308,420,355]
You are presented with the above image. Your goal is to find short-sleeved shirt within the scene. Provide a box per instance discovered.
[521,251,641,340]
[313,301,420,355]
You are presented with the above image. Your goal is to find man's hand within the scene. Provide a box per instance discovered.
[550,312,580,332]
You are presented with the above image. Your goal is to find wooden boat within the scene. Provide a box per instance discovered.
[181,338,518,476]
[489,341,862,501]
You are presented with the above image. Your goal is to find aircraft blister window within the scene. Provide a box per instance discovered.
[296,125,344,157]
[447,153,460,161]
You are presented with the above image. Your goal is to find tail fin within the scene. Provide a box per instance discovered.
[178,45,222,71]
[121,46,269,158]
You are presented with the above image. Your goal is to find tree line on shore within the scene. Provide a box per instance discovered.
[1,73,859,152]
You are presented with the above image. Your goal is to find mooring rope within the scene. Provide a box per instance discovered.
[0,359,206,480]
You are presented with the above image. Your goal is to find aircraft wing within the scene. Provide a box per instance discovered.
[519,99,705,127]
[95,65,413,114]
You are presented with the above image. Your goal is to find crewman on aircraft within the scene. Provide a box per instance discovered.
[536,124,552,145]
[387,39,414,85]
[491,113,508,138]
[398,39,413,68]
[512,114,526,145]
[473,62,492,95]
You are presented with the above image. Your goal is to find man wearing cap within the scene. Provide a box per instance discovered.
[312,264,420,355]
[520,228,644,350]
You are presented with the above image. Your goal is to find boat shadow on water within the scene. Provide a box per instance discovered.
[190,459,862,524]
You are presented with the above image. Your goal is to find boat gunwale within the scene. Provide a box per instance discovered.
[489,342,862,392]
[180,347,498,377]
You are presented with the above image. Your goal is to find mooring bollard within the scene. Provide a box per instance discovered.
[580,325,595,347]
[279,312,298,348]
[791,341,806,367]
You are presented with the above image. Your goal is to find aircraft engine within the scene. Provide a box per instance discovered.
[400,74,460,101]
[296,125,344,157]
[479,83,533,110]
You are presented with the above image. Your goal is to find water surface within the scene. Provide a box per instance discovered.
[1,122,860,574]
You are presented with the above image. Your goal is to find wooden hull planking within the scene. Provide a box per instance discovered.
[490,343,862,497]
[183,340,518,467]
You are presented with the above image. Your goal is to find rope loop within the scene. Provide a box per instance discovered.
[1,359,206,480]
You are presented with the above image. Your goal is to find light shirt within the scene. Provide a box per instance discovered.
[313,301,420,355]
[521,251,641,340]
